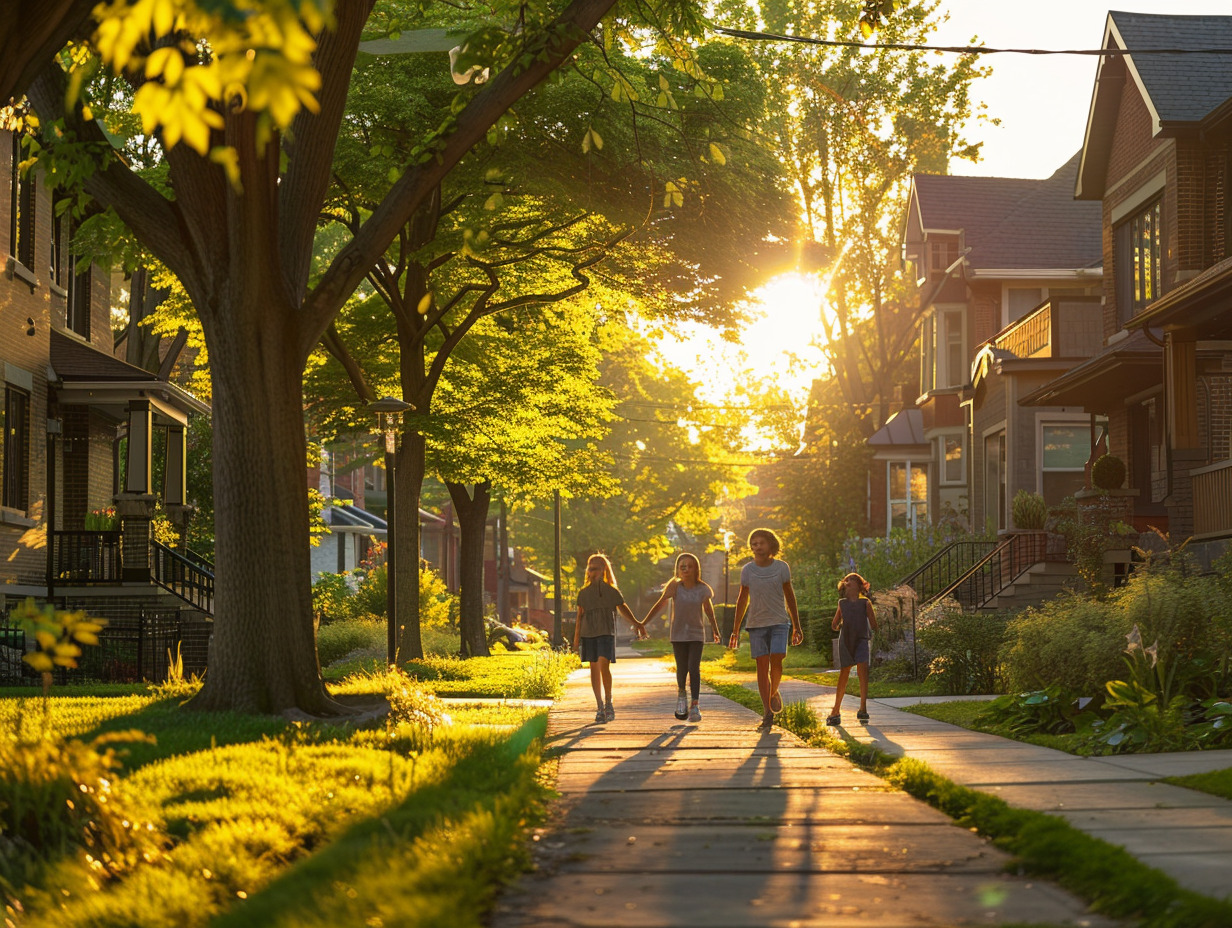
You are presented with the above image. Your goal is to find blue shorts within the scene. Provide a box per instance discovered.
[580,635,616,664]
[747,624,790,658]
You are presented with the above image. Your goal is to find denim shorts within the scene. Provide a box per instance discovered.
[580,635,616,664]
[747,624,790,658]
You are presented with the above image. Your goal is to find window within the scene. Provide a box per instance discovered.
[66,258,91,338]
[888,461,928,533]
[920,313,935,393]
[1006,287,1043,326]
[9,133,35,269]
[941,434,964,484]
[1040,422,1089,506]
[984,431,1006,533]
[943,310,965,388]
[2,387,30,512]
[929,238,959,274]
[1116,198,1162,322]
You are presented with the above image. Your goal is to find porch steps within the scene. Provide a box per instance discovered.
[981,551,1134,613]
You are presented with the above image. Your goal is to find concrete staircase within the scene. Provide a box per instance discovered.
[982,549,1134,612]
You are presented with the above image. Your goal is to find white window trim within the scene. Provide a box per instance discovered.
[886,459,928,535]
[1035,413,1092,495]
[935,431,966,486]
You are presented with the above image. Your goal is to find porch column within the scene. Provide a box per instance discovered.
[1164,331,1199,450]
[115,492,157,582]
[125,399,153,494]
[1163,330,1203,538]
[162,423,186,507]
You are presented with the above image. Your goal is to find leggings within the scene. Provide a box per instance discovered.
[672,640,704,700]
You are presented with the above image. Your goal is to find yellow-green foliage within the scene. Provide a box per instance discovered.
[0,729,162,894]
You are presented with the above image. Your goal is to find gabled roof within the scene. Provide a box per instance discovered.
[1079,12,1232,198]
[910,152,1101,272]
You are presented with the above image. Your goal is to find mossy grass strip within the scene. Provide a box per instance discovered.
[701,673,1232,928]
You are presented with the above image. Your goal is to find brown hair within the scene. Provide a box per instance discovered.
[584,553,617,589]
[838,572,870,596]
[747,527,781,556]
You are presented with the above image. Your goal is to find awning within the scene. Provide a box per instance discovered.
[1019,331,1162,411]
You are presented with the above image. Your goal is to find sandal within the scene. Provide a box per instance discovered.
[769,689,783,713]
[856,709,869,722]
[825,713,841,726]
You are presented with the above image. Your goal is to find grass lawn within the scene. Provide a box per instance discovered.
[1165,768,1232,801]
[902,700,1090,754]
[0,649,577,927]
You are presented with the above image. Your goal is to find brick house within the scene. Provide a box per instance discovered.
[2,127,207,618]
[1025,11,1232,550]
[890,154,1103,536]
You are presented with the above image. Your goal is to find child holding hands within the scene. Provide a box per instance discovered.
[827,571,879,726]
[574,553,645,723]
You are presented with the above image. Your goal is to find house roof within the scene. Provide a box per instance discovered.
[867,409,925,447]
[325,503,387,533]
[1079,12,1232,197]
[910,152,1102,272]
[1018,331,1162,412]
[1111,12,1232,127]
[1126,252,1232,339]
[50,328,210,423]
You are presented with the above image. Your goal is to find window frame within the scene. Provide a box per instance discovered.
[938,432,965,486]
[9,133,35,271]
[887,459,928,535]
[1115,196,1162,323]
[2,385,31,513]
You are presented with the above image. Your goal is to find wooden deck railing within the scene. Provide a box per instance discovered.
[1192,459,1232,538]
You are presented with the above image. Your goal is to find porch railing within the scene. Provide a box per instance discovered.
[52,531,122,583]
[928,532,1044,611]
[896,541,998,603]
[1192,458,1232,538]
[151,541,214,615]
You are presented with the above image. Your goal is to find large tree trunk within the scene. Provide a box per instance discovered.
[189,293,339,715]
[394,428,426,661]
[447,480,491,658]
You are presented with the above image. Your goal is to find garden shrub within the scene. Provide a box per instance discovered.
[0,729,163,890]
[316,617,385,667]
[1011,490,1047,530]
[311,563,456,629]
[999,594,1129,694]
[839,524,978,594]
[517,650,580,699]
[918,608,1010,695]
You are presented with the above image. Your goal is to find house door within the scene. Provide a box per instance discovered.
[984,431,1005,533]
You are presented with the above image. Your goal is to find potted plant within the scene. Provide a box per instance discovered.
[1010,490,1049,567]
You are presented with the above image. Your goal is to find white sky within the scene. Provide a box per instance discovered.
[935,0,1232,178]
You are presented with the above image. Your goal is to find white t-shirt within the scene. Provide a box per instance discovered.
[739,559,792,628]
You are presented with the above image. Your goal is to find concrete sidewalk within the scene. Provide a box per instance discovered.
[492,658,1122,927]
[777,677,1232,900]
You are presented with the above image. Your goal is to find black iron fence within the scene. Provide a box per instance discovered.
[0,599,211,686]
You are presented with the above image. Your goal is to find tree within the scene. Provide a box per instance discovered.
[718,0,986,429]
[21,0,900,713]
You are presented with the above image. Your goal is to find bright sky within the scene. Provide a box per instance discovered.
[660,2,1232,447]
[937,0,1232,178]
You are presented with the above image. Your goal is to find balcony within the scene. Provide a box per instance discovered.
[995,296,1102,360]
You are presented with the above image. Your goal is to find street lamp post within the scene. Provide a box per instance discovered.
[552,489,562,648]
[370,396,414,665]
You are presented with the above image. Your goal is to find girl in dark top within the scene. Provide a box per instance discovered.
[827,572,879,726]
[574,554,644,723]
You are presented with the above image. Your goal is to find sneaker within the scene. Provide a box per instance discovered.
[856,709,870,722]
[674,693,689,720]
[595,708,607,723]
[605,703,615,722]
[769,689,783,714]
[688,704,701,723]
[825,713,841,726]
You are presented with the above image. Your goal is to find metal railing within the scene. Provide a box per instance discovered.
[928,532,1046,612]
[896,541,998,603]
[151,541,214,615]
[52,531,122,583]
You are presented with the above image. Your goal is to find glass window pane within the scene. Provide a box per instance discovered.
[945,436,963,482]
[890,501,908,530]
[909,464,928,502]
[1042,425,1088,470]
[913,501,928,528]
[889,462,906,499]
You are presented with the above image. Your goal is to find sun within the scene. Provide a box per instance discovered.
[740,272,832,362]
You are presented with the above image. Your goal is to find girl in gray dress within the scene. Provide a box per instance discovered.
[826,572,879,726]
[643,553,721,722]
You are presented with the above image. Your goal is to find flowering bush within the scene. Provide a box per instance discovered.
[84,507,119,531]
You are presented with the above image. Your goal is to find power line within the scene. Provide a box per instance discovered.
[714,28,1232,57]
